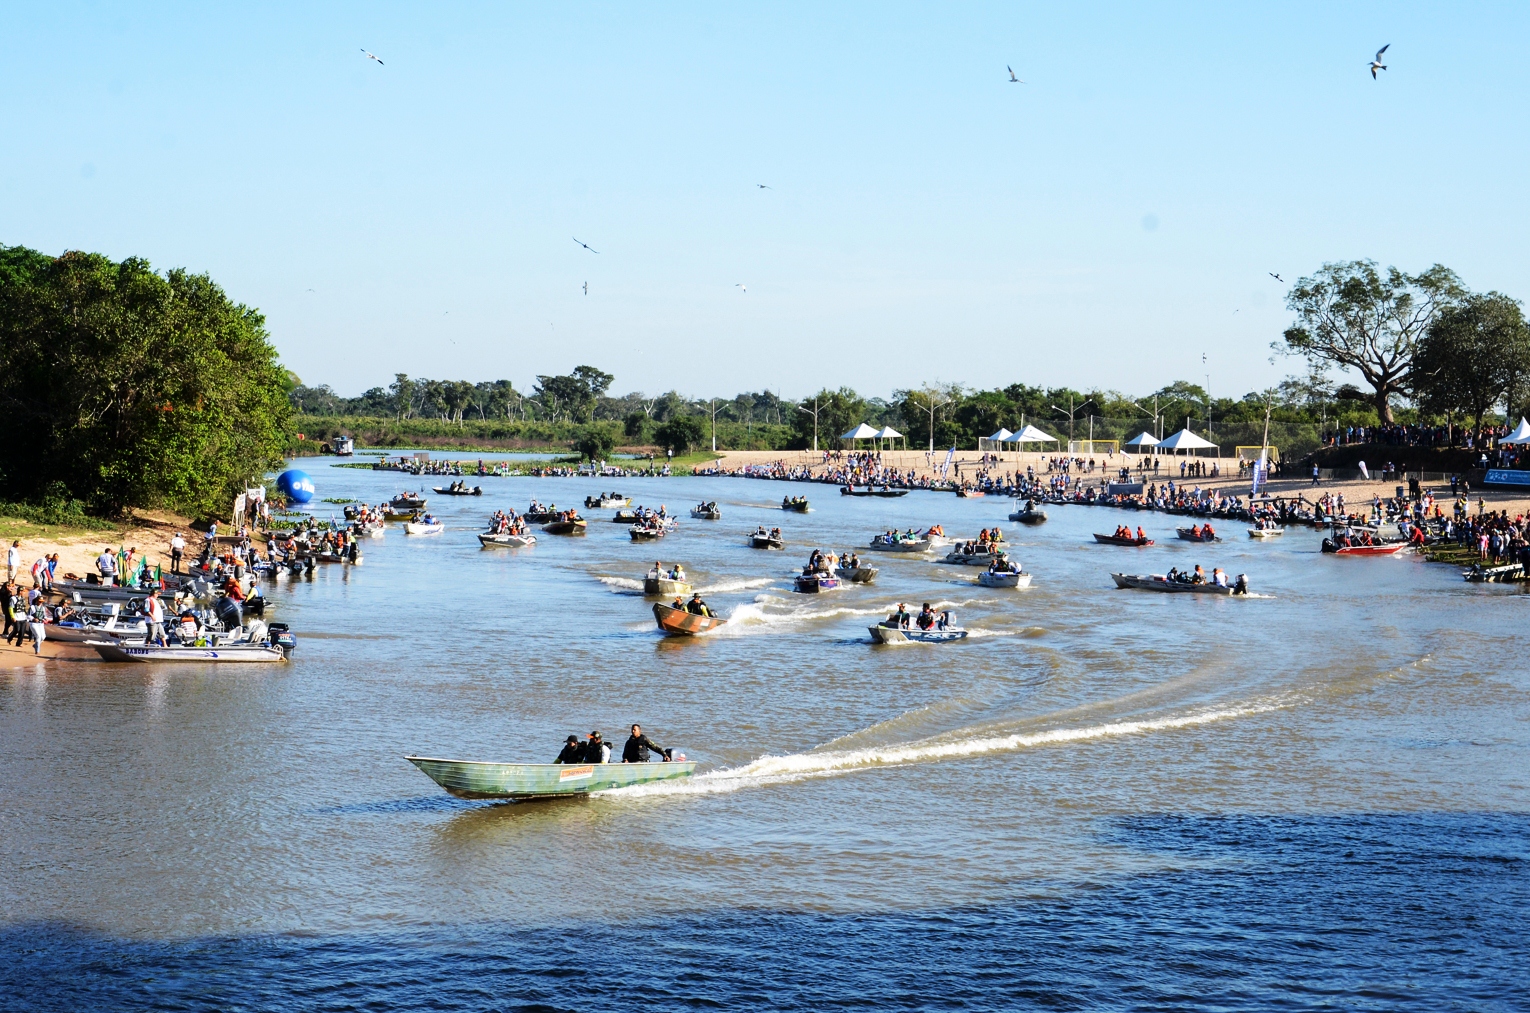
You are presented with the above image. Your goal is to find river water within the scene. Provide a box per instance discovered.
[3,459,1527,1011]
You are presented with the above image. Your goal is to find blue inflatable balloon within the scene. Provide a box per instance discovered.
[277,469,315,504]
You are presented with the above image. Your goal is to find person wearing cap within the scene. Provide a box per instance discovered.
[916,602,936,630]
[685,592,713,618]
[581,730,610,764]
[554,735,584,764]
[5,540,18,582]
[170,532,186,574]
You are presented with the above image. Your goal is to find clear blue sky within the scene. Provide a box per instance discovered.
[3,3,1526,403]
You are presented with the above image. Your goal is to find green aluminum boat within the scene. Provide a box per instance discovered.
[404,755,696,800]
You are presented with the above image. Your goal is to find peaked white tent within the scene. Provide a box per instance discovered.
[841,423,879,440]
[1501,417,1530,445]
[1123,431,1160,451]
[977,427,1013,453]
[1004,424,1061,446]
[1156,427,1218,455]
[875,425,902,440]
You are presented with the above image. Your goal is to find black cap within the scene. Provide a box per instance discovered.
[566,735,578,744]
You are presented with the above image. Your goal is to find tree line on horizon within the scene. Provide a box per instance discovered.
[292,260,1530,456]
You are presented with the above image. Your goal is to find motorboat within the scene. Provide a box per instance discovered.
[390,493,427,509]
[1093,533,1153,546]
[955,488,986,498]
[1175,527,1222,543]
[382,507,420,521]
[644,575,692,596]
[1247,525,1285,539]
[629,524,667,541]
[652,602,727,636]
[792,573,840,593]
[1008,503,1048,524]
[1463,562,1523,583]
[1110,572,1248,595]
[781,498,810,512]
[868,612,968,644]
[834,564,878,584]
[1321,539,1410,555]
[941,545,1008,565]
[522,509,561,523]
[542,517,588,536]
[405,518,444,535]
[867,534,931,553]
[690,503,722,519]
[840,486,908,498]
[585,494,630,509]
[478,531,536,548]
[432,484,482,496]
[405,755,695,800]
[93,621,296,662]
[613,509,641,523]
[978,564,1032,588]
[749,532,784,549]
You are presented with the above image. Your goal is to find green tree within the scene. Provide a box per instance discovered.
[1413,293,1530,430]
[575,425,617,462]
[791,387,866,450]
[389,373,416,419]
[654,415,705,454]
[0,245,292,517]
[623,410,649,441]
[1281,260,1464,423]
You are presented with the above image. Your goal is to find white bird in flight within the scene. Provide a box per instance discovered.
[756,184,771,189]
[572,237,599,254]
[736,283,747,293]
[361,49,384,66]
[583,282,588,295]
[1369,44,1388,79]
[1007,65,1024,83]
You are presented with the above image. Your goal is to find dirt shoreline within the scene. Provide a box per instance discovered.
[709,449,1530,517]
[1,510,190,583]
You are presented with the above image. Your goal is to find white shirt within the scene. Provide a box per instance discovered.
[171,536,185,552]
[6,546,17,567]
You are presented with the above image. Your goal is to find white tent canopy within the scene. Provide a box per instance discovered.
[1003,424,1061,445]
[874,426,903,440]
[1156,427,1218,453]
[985,427,1014,442]
[1123,431,1160,449]
[840,423,880,440]
[1501,417,1530,445]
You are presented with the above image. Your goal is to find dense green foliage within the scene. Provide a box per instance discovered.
[0,244,292,517]
[1413,294,1530,429]
[574,426,617,462]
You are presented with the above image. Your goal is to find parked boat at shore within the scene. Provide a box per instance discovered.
[405,755,695,800]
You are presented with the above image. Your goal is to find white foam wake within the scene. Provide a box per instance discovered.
[596,576,644,592]
[597,697,1293,800]
[695,577,777,594]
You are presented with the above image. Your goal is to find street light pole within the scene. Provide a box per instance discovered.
[796,397,822,452]
[913,392,952,452]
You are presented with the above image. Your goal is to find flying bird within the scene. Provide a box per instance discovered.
[572,237,600,254]
[1007,65,1024,83]
[1269,272,1283,283]
[736,283,747,293]
[583,282,588,295]
[361,48,384,65]
[756,184,771,189]
[1370,44,1388,79]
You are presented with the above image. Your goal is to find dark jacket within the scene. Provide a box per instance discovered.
[555,742,584,764]
[622,733,667,763]
[581,738,607,764]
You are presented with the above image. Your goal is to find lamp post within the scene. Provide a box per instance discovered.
[796,397,821,452]
[1048,397,1095,452]
[911,392,952,452]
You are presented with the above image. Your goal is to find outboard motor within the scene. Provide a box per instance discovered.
[213,595,243,631]
[1234,573,1249,595]
[268,622,296,659]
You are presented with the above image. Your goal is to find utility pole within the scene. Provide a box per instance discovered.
[1049,397,1095,452]
[796,397,822,452]
[709,398,720,453]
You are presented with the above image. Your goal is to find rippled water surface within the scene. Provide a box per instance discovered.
[3,461,1527,1010]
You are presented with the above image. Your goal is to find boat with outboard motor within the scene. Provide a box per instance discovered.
[432,484,482,496]
[867,533,931,553]
[585,494,630,509]
[979,569,1032,588]
[391,493,427,510]
[781,496,810,512]
[834,564,878,584]
[652,601,727,636]
[1175,526,1222,543]
[1247,522,1285,538]
[793,572,840,593]
[868,609,968,644]
[405,517,444,535]
[1093,532,1153,546]
[405,754,695,800]
[93,620,295,662]
[940,545,1008,565]
[840,486,908,497]
[542,516,588,536]
[749,529,784,549]
[690,502,721,519]
[1110,571,1248,595]
[1008,501,1047,524]
[643,572,692,596]
[630,524,667,542]
[478,531,537,548]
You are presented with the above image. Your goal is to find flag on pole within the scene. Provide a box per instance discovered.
[1251,453,1268,496]
[940,443,956,480]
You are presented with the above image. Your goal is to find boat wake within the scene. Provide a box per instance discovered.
[695,577,777,594]
[597,695,1297,800]
[596,576,644,594]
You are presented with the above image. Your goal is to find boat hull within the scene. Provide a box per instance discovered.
[1326,542,1409,555]
[749,536,783,549]
[941,550,1007,565]
[690,509,721,520]
[834,566,878,583]
[867,539,931,553]
[405,522,443,535]
[644,577,692,596]
[1247,528,1285,538]
[782,502,810,512]
[629,527,666,541]
[793,575,840,593]
[406,756,695,800]
[93,642,287,662]
[542,520,588,536]
[585,497,630,509]
[978,571,1032,588]
[478,533,536,548]
[1009,510,1047,524]
[653,602,727,636]
[867,624,969,644]
[1093,534,1153,546]
[432,487,482,496]
[1175,529,1222,542]
[1110,573,1241,594]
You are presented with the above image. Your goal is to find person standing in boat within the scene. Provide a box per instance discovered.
[622,724,672,763]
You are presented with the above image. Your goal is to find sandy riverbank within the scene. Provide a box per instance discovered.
[710,449,1530,518]
[0,510,190,582]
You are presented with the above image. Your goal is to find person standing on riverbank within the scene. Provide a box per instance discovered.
[6,541,18,582]
[170,532,185,574]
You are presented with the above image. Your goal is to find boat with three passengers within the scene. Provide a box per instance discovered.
[748,527,784,550]
[1111,568,1248,595]
[781,496,810,512]
[584,493,630,509]
[868,605,969,644]
[1094,525,1153,547]
[432,481,482,496]
[405,754,695,800]
[652,600,727,636]
[867,531,932,553]
[689,501,722,519]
